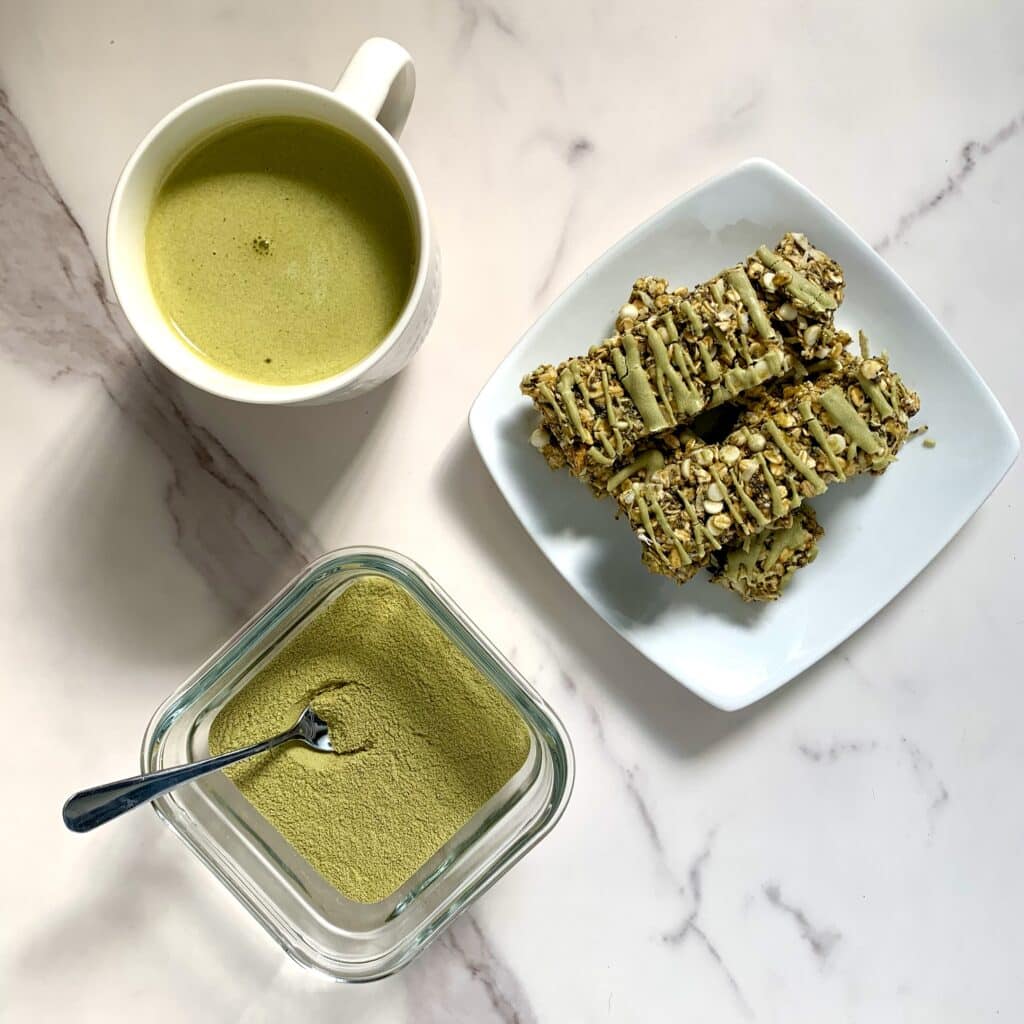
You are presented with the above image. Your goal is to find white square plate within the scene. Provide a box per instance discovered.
[469,159,1018,710]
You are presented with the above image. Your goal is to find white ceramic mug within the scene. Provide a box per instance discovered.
[107,38,439,405]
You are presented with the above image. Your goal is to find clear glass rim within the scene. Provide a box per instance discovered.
[141,546,575,982]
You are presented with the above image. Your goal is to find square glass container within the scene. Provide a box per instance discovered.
[142,547,573,982]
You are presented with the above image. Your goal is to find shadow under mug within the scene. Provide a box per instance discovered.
[107,37,439,406]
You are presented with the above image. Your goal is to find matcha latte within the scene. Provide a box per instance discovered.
[145,118,416,385]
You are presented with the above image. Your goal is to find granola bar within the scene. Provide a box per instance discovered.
[594,430,826,600]
[580,407,828,598]
[616,352,919,585]
[707,504,823,602]
[745,232,848,362]
[521,234,847,485]
[521,293,788,480]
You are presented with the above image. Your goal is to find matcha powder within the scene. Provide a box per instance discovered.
[208,575,531,904]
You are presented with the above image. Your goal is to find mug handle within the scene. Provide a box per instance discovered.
[334,38,415,140]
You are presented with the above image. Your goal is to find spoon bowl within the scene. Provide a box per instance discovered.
[295,706,334,752]
[63,704,335,833]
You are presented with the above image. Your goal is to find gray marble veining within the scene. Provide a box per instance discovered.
[549,644,748,1013]
[0,91,311,612]
[874,109,1024,252]
[399,913,538,1024]
[762,884,841,962]
[2,1,1024,1019]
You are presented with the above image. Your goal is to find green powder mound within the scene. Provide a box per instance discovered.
[146,117,416,386]
[208,575,531,904]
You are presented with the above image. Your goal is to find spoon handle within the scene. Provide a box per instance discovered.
[62,726,301,833]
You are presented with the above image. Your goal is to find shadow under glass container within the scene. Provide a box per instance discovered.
[142,547,573,982]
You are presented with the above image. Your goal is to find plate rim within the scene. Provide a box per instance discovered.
[469,157,1020,710]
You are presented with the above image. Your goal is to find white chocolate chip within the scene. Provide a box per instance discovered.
[826,433,847,454]
[707,482,725,502]
[738,458,758,481]
[747,432,766,453]
[778,302,798,321]
[529,427,551,450]
[720,444,741,465]
[703,499,724,515]
[860,359,882,380]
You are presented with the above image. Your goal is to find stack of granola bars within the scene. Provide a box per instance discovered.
[521,233,920,602]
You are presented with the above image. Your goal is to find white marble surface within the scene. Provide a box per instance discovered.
[1,1,1022,1020]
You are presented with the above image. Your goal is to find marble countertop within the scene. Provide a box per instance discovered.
[2,1,1022,1020]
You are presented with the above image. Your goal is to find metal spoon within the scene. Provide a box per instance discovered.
[62,706,333,833]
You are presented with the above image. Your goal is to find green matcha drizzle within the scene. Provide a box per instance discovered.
[695,339,722,381]
[557,367,591,443]
[677,489,720,555]
[887,377,906,420]
[717,333,737,363]
[754,451,788,517]
[649,494,691,565]
[725,267,775,340]
[645,323,694,418]
[764,421,826,493]
[671,344,694,384]
[597,430,616,459]
[798,399,847,481]
[653,368,675,425]
[788,480,807,513]
[818,387,882,454]
[709,465,747,532]
[756,246,838,313]
[733,324,753,365]
[857,375,894,420]
[716,351,787,400]
[571,360,597,419]
[680,300,704,337]
[605,449,666,493]
[673,342,702,384]
[722,515,811,585]
[728,467,770,528]
[635,491,665,562]
[537,382,567,425]
[612,335,670,433]
[600,368,618,428]
[764,517,810,568]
